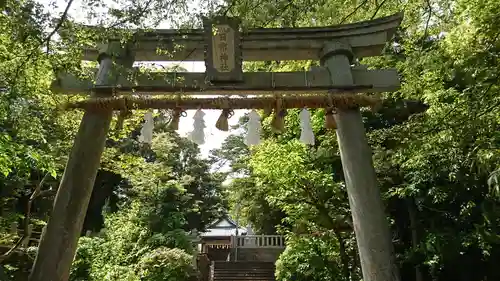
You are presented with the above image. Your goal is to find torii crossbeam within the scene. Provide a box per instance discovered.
[30,13,403,281]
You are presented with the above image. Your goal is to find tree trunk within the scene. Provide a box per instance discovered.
[334,230,351,281]
[407,198,423,281]
[350,240,361,280]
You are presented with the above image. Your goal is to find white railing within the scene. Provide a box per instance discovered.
[231,235,285,248]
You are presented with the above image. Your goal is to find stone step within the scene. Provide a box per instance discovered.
[215,274,272,276]
[214,268,274,272]
[212,261,275,281]
[214,268,274,271]
[214,272,274,277]
[215,268,273,270]
[213,261,275,269]
[214,270,273,273]
[213,277,275,281]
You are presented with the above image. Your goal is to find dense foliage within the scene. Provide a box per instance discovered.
[0,1,224,280]
[210,1,500,281]
[1,0,500,280]
[275,235,344,281]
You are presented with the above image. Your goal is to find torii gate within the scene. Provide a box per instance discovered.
[30,13,403,281]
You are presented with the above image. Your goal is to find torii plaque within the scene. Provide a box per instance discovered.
[203,16,243,83]
[32,13,403,281]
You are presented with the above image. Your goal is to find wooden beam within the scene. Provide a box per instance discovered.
[73,13,402,62]
[85,84,374,95]
[52,67,400,95]
[62,94,381,111]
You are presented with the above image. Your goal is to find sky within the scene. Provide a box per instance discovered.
[38,0,248,159]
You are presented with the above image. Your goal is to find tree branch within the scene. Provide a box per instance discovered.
[0,173,52,264]
[9,0,75,91]
[45,0,75,53]
[333,229,351,281]
[420,0,432,50]
[340,0,369,24]
[108,0,156,29]
[370,0,389,20]
[222,0,237,16]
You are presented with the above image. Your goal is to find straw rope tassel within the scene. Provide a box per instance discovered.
[299,108,315,145]
[271,97,286,133]
[115,109,131,131]
[188,109,206,145]
[169,108,184,131]
[246,110,262,146]
[139,110,154,144]
[215,109,233,132]
[324,108,337,130]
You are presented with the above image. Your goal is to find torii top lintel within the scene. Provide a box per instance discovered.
[81,13,403,64]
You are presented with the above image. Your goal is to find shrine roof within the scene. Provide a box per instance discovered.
[201,216,247,237]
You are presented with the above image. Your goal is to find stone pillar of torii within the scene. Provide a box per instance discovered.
[30,13,403,281]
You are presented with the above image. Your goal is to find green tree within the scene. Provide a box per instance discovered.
[212,1,500,281]
[0,1,225,279]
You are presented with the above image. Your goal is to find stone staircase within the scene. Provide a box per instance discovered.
[231,248,283,262]
[211,261,275,281]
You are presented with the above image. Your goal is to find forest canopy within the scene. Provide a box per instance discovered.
[1,0,500,281]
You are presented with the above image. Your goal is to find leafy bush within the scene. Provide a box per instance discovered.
[71,237,195,281]
[99,265,139,281]
[146,229,194,252]
[276,235,344,281]
[70,237,104,280]
[70,201,199,281]
[70,237,138,281]
[136,247,195,281]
